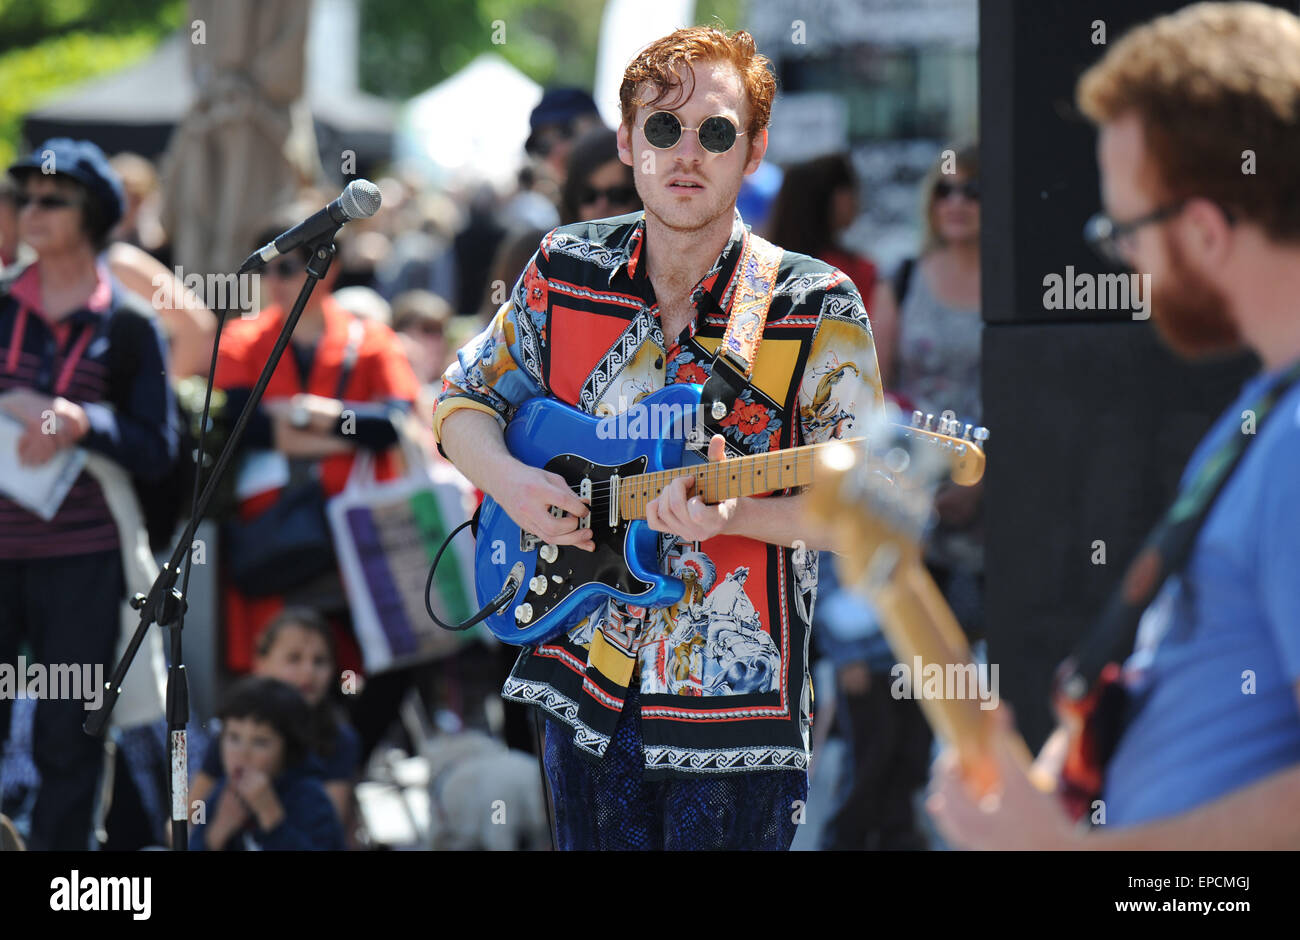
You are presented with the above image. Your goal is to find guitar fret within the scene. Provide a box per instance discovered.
[620,435,881,519]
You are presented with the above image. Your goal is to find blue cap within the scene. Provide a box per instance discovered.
[8,138,126,231]
[526,87,599,152]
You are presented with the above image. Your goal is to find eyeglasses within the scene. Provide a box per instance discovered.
[934,179,980,202]
[579,183,637,206]
[264,256,306,278]
[1083,200,1210,266]
[641,111,745,154]
[15,193,78,211]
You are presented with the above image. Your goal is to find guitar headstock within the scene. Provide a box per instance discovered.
[899,408,988,486]
[810,404,988,590]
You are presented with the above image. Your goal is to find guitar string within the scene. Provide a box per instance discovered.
[552,451,819,499]
[534,429,960,510]
[549,443,831,497]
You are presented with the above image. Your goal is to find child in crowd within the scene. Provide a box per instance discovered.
[193,607,360,829]
[193,677,344,851]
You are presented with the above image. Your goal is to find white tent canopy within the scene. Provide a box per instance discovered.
[394,54,542,190]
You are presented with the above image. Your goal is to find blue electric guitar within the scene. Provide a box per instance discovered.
[472,384,987,646]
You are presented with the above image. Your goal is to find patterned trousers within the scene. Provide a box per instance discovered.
[543,684,808,850]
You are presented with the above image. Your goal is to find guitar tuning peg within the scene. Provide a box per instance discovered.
[924,413,934,431]
[972,426,990,444]
[962,423,973,441]
[911,410,924,428]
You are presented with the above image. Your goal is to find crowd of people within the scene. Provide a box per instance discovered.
[0,32,990,851]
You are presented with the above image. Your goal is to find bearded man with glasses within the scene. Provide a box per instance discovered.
[436,25,885,851]
[930,1,1300,850]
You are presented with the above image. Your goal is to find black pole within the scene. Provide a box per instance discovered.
[84,235,339,851]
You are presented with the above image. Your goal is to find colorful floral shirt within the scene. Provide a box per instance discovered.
[435,209,883,776]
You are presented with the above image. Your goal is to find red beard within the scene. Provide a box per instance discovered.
[1149,230,1241,357]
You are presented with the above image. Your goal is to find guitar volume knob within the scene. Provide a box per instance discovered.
[530,576,547,595]
[539,544,559,563]
[515,603,533,624]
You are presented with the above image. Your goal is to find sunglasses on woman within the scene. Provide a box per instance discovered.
[15,193,78,211]
[264,256,306,278]
[934,179,980,202]
[579,183,637,206]
[641,110,745,154]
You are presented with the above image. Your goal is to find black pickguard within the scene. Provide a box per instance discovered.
[512,454,651,628]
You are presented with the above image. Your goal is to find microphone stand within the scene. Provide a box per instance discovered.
[84,235,339,851]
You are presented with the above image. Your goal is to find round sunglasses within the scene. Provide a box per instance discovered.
[641,110,745,154]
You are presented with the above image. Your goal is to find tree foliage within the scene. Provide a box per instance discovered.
[0,0,184,54]
[358,0,748,99]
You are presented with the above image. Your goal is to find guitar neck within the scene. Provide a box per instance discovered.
[618,437,858,521]
[616,421,986,522]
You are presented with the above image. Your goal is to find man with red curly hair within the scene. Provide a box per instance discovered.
[436,26,883,850]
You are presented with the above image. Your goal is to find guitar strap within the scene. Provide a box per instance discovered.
[695,230,784,457]
[1056,356,1300,782]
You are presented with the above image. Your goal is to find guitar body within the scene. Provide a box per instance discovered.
[474,384,703,646]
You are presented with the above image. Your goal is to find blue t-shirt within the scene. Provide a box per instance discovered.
[193,764,344,851]
[1102,362,1300,826]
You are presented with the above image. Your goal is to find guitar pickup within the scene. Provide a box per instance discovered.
[578,478,591,530]
[523,504,567,550]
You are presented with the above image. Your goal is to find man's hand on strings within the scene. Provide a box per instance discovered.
[646,433,739,543]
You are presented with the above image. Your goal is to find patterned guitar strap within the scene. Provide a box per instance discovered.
[1055,356,1300,811]
[695,230,784,457]
[692,231,823,626]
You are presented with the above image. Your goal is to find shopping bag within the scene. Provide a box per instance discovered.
[327,416,480,673]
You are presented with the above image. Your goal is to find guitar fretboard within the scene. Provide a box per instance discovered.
[617,437,865,521]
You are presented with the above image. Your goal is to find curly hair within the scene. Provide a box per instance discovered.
[618,26,777,138]
[1077,1,1300,241]
[217,677,314,771]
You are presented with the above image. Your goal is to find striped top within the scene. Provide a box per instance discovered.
[0,261,177,560]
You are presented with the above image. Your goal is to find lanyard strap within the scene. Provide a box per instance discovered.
[4,303,94,397]
[5,304,28,374]
[54,324,94,397]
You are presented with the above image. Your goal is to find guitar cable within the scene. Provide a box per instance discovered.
[424,518,519,631]
[425,516,558,850]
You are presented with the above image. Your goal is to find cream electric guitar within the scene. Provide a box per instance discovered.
[809,407,1053,801]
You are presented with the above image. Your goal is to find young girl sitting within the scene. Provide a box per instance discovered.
[194,677,344,851]
[193,607,360,828]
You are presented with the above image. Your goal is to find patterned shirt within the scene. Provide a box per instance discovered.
[435,209,883,777]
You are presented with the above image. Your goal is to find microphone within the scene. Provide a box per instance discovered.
[237,179,382,274]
